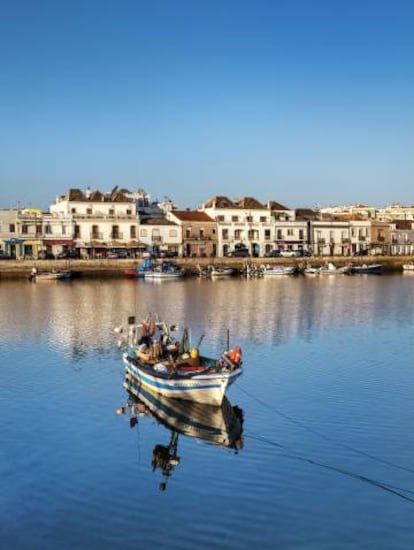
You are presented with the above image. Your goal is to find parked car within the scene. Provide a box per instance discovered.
[56,250,79,259]
[38,251,55,260]
[279,250,302,258]
[265,250,281,257]
[228,248,250,257]
[107,249,128,259]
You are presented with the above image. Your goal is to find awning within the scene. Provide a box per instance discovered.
[43,239,74,245]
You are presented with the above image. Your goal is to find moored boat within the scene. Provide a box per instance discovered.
[29,268,72,281]
[402,262,414,272]
[350,263,383,274]
[260,265,296,276]
[144,261,184,279]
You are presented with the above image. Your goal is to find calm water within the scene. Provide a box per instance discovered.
[1,273,414,549]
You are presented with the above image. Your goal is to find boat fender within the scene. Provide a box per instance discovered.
[228,346,242,365]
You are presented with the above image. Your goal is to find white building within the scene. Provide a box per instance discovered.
[50,188,139,257]
[200,196,273,257]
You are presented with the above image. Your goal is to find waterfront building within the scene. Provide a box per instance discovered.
[138,216,181,256]
[370,221,392,255]
[310,219,352,256]
[0,208,73,259]
[349,219,371,255]
[166,210,217,257]
[272,205,311,254]
[50,188,139,257]
[200,196,273,257]
[390,221,414,256]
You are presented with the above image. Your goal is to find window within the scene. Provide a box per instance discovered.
[222,228,229,240]
[140,229,147,238]
[199,228,204,238]
[62,225,66,235]
[126,209,132,216]
[109,208,114,216]
[10,224,15,232]
[130,225,136,239]
[232,216,239,222]
[217,215,224,222]
[246,216,253,222]
[260,216,267,223]
[299,229,304,239]
[22,224,28,234]
[71,208,76,214]
[277,229,282,239]
[185,228,191,238]
[169,229,177,237]
[74,225,81,238]
[91,225,99,239]
[265,229,271,240]
[86,208,92,215]
[287,229,294,236]
[234,229,242,240]
[112,225,120,239]
[45,225,52,234]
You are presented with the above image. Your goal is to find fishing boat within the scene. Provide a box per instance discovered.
[29,269,71,282]
[260,265,296,276]
[119,315,243,406]
[118,380,244,489]
[144,261,185,279]
[350,263,383,274]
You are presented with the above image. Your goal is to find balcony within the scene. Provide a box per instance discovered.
[110,232,123,240]
[90,232,104,240]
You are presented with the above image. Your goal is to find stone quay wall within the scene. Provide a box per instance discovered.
[0,256,413,279]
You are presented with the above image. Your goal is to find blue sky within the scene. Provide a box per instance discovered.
[1,0,413,210]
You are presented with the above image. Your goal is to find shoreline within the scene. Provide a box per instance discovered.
[0,256,412,279]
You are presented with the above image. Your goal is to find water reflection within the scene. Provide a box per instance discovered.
[1,276,414,355]
[119,378,244,490]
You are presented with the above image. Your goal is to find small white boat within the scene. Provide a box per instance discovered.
[260,265,296,276]
[209,266,236,277]
[319,262,339,274]
[303,264,320,275]
[402,263,414,271]
[144,262,184,279]
[198,265,236,277]
[29,269,71,281]
[120,316,243,406]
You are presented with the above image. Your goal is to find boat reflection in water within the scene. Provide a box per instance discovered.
[119,377,244,490]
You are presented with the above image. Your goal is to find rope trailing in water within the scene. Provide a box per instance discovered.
[236,384,414,504]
